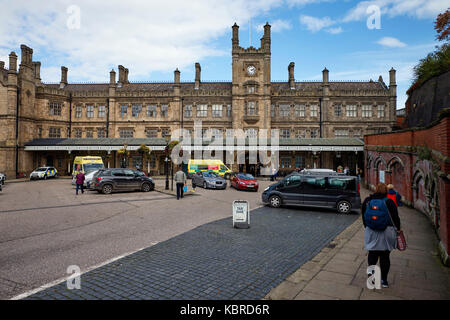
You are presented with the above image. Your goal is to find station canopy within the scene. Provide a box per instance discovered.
[24,137,364,152]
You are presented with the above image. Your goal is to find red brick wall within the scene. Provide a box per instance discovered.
[364,115,450,259]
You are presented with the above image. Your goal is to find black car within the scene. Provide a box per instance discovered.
[262,172,361,214]
[92,168,155,194]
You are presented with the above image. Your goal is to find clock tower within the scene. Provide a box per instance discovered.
[231,22,271,133]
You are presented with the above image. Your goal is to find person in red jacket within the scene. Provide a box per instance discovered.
[387,184,403,207]
[75,171,85,195]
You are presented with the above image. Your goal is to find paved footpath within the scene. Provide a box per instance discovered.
[265,188,450,300]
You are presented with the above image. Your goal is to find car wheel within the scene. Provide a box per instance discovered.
[269,195,282,208]
[102,184,113,194]
[337,200,352,214]
[224,173,230,180]
[203,182,207,189]
[141,182,151,192]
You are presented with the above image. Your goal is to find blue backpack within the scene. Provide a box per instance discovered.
[364,198,390,231]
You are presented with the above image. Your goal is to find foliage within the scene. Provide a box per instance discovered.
[407,10,450,95]
[168,140,179,151]
[435,9,450,42]
[137,144,150,155]
[417,146,432,161]
[117,148,129,156]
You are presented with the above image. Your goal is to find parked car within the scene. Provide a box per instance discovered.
[191,171,227,189]
[0,172,5,185]
[262,172,361,214]
[230,173,259,191]
[72,170,99,188]
[29,167,58,180]
[92,168,154,194]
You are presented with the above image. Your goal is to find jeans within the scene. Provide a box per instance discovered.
[76,184,84,195]
[368,250,391,281]
[176,183,184,200]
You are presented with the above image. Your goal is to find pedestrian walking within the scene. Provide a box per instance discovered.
[75,171,85,195]
[174,166,187,200]
[270,166,277,181]
[362,183,401,288]
[387,184,403,207]
[344,166,350,175]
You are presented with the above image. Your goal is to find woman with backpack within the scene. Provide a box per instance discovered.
[362,183,401,288]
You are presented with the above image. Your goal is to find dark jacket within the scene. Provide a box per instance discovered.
[362,193,401,230]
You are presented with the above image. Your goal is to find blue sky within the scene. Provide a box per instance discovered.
[1,0,449,109]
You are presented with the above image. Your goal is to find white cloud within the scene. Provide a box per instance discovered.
[377,37,407,47]
[286,0,334,7]
[326,27,343,34]
[0,0,283,82]
[257,19,292,32]
[299,15,336,32]
[343,0,450,22]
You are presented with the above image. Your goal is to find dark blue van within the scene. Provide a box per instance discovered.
[262,172,361,214]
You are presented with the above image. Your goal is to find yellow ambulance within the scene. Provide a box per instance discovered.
[187,159,232,179]
[72,156,104,176]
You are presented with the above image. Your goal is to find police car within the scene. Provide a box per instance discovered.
[30,167,58,180]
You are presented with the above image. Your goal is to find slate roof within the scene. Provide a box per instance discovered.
[41,80,386,92]
[271,81,387,91]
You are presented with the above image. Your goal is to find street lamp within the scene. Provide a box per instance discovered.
[164,135,170,190]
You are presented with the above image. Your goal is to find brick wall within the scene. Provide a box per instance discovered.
[364,114,450,264]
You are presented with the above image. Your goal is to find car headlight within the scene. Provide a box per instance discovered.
[264,187,270,191]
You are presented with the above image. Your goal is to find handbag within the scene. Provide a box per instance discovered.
[387,206,407,251]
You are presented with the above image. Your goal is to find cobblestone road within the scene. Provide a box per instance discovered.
[25,206,357,300]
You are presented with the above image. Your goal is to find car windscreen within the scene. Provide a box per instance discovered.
[83,163,104,173]
[203,173,216,178]
[35,168,48,172]
[238,174,254,179]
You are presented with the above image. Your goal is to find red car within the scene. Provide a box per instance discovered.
[230,173,259,191]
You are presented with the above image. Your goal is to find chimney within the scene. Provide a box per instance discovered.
[0,61,4,69]
[118,65,125,84]
[33,61,41,83]
[264,22,271,39]
[389,67,396,85]
[60,66,68,88]
[9,52,18,72]
[322,67,329,83]
[232,23,239,48]
[110,69,116,85]
[261,22,271,52]
[195,62,201,90]
[20,44,33,66]
[174,68,180,84]
[389,67,396,96]
[288,62,295,89]
[124,68,129,83]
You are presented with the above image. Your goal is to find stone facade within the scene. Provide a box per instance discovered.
[0,23,396,178]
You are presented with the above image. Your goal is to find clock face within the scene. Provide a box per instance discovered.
[246,65,256,76]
